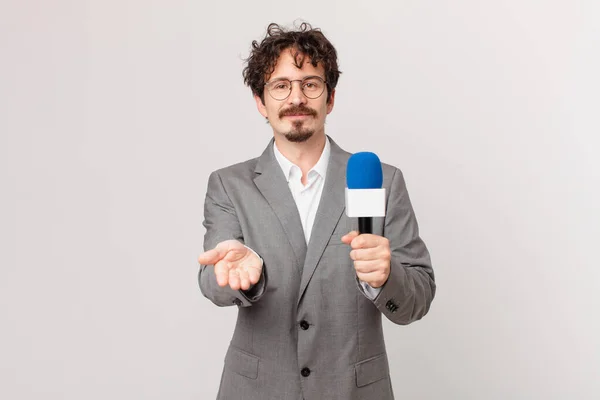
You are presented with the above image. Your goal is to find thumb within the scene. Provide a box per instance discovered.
[198,240,241,265]
[198,245,228,266]
[341,230,359,245]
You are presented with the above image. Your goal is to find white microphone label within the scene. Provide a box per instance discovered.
[345,188,386,218]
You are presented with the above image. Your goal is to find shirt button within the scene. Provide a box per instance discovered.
[301,367,311,377]
[299,320,310,330]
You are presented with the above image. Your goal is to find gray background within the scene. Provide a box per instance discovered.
[1,0,599,399]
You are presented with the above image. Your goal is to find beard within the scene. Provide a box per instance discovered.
[284,121,315,143]
[278,105,318,143]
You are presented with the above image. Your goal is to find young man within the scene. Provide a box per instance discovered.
[198,22,435,400]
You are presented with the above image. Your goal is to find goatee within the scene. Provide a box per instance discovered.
[285,122,314,143]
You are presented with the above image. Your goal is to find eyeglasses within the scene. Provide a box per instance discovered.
[264,76,327,101]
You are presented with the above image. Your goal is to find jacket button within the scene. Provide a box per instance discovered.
[386,299,398,312]
[299,320,309,330]
[232,298,242,306]
[301,367,311,377]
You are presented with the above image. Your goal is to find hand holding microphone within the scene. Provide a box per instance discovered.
[342,152,391,288]
[198,240,263,291]
[341,231,391,288]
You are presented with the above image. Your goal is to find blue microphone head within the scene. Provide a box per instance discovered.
[346,152,383,189]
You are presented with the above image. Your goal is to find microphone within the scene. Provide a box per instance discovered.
[345,152,386,234]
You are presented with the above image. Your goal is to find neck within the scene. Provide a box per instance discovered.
[274,132,326,178]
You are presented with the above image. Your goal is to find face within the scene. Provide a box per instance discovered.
[254,48,335,143]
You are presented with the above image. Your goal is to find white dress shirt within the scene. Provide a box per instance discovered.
[273,138,382,299]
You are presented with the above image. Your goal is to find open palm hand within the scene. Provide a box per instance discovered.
[198,240,262,291]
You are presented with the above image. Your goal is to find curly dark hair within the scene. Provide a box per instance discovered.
[243,22,341,104]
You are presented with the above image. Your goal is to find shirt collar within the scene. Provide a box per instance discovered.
[273,136,331,182]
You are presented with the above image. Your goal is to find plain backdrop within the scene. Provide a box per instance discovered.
[1,1,599,399]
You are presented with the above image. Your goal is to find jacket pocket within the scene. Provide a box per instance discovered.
[224,346,259,380]
[355,353,389,387]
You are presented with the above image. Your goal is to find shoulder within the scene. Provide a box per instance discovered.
[381,162,400,176]
[379,161,402,186]
[209,157,259,182]
[330,136,401,180]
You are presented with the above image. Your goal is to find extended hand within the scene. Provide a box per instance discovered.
[341,231,391,288]
[198,240,262,291]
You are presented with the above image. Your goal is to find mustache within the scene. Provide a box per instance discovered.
[279,105,318,118]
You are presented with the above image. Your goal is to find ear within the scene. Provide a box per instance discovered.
[254,94,268,119]
[326,89,336,114]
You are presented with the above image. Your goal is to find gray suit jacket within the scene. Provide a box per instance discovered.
[199,137,435,400]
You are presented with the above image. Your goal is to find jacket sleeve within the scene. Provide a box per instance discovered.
[369,167,436,324]
[198,171,267,307]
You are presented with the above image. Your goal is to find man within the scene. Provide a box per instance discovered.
[198,22,435,400]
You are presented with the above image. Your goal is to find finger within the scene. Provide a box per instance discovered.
[355,271,387,288]
[229,269,241,291]
[237,268,251,291]
[353,259,382,274]
[341,231,359,244]
[350,247,379,261]
[215,240,242,256]
[199,240,246,265]
[247,266,262,285]
[214,260,230,287]
[198,248,223,265]
[351,234,387,249]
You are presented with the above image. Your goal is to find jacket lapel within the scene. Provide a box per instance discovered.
[253,139,307,273]
[297,138,350,305]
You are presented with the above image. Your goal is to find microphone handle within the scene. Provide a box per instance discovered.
[358,217,373,234]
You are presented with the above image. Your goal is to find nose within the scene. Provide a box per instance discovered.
[288,81,307,106]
